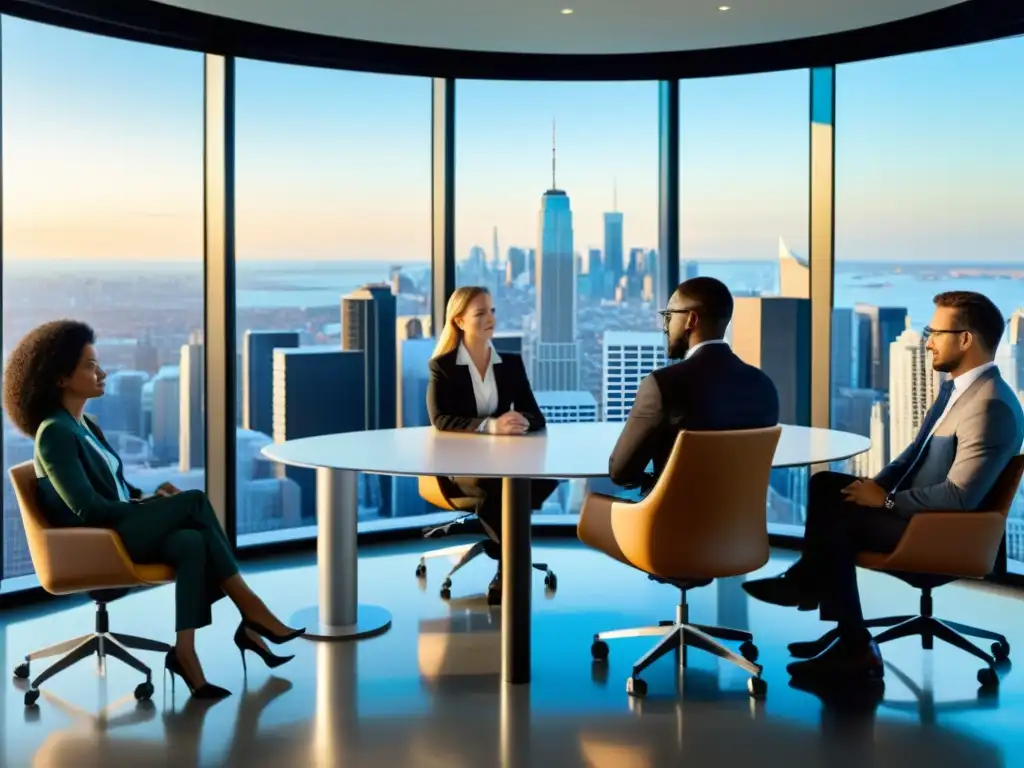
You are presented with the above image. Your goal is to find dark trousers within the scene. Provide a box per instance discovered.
[116,490,240,632]
[798,472,909,633]
[452,477,560,549]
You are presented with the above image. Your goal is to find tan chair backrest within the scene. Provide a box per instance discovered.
[418,475,478,513]
[981,454,1024,518]
[629,426,782,579]
[9,461,57,586]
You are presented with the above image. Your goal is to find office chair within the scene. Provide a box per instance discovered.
[8,462,174,707]
[579,427,781,699]
[790,454,1024,690]
[415,476,555,604]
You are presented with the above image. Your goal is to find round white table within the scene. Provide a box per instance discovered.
[262,423,870,682]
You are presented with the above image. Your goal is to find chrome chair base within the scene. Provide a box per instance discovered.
[590,599,764,699]
[13,598,171,707]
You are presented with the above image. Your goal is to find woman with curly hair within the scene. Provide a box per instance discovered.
[2,320,304,699]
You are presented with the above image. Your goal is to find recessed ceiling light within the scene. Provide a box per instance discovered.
[718,5,731,9]
[561,8,574,14]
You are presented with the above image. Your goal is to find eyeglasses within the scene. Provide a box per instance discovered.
[658,308,693,329]
[923,326,968,339]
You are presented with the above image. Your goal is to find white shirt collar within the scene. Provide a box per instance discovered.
[456,341,502,366]
[951,360,997,393]
[684,339,729,361]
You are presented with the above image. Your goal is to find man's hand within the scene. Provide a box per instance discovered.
[841,478,887,508]
[155,482,181,497]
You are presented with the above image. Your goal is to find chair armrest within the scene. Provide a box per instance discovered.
[878,512,1006,578]
[578,492,653,569]
[36,528,140,594]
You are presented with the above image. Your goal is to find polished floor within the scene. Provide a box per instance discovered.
[3,537,1024,767]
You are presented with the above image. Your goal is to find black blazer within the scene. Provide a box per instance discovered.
[609,343,780,489]
[426,348,546,433]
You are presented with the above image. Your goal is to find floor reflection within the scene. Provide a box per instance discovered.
[2,540,1022,767]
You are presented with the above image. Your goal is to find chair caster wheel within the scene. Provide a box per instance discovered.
[544,572,557,589]
[747,677,767,698]
[978,667,998,688]
[740,641,759,662]
[134,682,154,701]
[992,641,1010,661]
[441,578,452,590]
[626,677,647,698]
[439,588,451,600]
[415,563,426,578]
[24,689,40,707]
[13,662,29,680]
[591,640,609,661]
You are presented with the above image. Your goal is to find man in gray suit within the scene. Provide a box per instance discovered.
[745,290,1024,683]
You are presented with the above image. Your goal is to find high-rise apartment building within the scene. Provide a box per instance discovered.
[179,342,205,472]
[602,331,666,422]
[732,297,811,427]
[888,327,943,458]
[243,330,299,437]
[535,391,598,424]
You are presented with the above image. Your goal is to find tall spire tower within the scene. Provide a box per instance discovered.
[551,119,558,191]
[535,119,578,391]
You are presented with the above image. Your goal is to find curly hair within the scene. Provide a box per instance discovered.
[3,320,96,437]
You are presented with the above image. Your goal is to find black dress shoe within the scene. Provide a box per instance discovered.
[789,628,840,659]
[743,570,819,610]
[787,634,884,682]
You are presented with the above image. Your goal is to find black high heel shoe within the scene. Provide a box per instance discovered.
[234,623,294,674]
[164,649,231,700]
[242,617,305,645]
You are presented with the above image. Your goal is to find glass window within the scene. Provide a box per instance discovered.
[454,80,659,518]
[680,70,811,535]
[833,39,1024,570]
[1,18,204,584]
[233,61,431,545]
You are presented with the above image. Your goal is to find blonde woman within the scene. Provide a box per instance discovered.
[426,287,558,598]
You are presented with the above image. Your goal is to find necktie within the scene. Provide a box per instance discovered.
[892,379,955,493]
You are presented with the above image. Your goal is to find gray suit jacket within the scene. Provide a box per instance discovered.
[875,367,1024,517]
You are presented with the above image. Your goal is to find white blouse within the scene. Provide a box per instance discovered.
[456,342,503,434]
[80,422,132,501]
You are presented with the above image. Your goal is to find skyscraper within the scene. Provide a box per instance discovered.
[603,182,624,292]
[273,347,367,521]
[855,304,908,392]
[888,327,943,458]
[731,297,812,427]
[535,391,598,424]
[602,331,666,422]
[777,237,809,299]
[243,330,299,437]
[534,122,579,391]
[179,342,205,472]
[342,283,398,432]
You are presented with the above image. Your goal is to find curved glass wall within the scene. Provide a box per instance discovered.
[832,37,1024,572]
[1,11,1021,586]
[1,18,204,585]
[454,80,659,518]
[679,69,811,536]
[233,60,432,546]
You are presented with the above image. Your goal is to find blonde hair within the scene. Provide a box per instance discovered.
[432,286,491,359]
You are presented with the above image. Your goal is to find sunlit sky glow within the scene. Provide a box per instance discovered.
[2,17,1022,263]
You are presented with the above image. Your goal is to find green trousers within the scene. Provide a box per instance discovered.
[116,489,239,632]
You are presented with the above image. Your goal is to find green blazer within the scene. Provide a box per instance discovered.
[34,408,143,529]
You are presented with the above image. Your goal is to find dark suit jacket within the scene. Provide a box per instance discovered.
[609,343,780,490]
[426,348,546,433]
[34,408,143,528]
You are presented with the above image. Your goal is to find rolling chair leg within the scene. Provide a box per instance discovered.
[23,634,93,663]
[631,626,684,678]
[28,636,100,692]
[103,637,154,682]
[110,632,173,654]
[940,619,1009,648]
[689,624,752,643]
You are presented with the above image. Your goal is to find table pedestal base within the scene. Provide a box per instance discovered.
[297,467,393,643]
[290,604,392,641]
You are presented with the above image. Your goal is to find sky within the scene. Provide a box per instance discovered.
[1,16,1022,264]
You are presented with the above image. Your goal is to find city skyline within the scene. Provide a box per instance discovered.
[2,18,1022,263]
